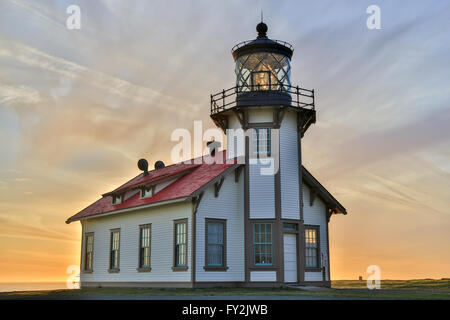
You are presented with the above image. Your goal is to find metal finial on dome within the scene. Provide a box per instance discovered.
[256,21,268,38]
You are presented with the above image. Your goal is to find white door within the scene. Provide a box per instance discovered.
[283,234,297,283]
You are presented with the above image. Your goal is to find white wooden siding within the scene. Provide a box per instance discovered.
[303,183,329,281]
[80,202,191,283]
[280,111,300,220]
[249,161,275,219]
[226,114,245,159]
[195,169,245,282]
[248,108,273,123]
[250,271,277,282]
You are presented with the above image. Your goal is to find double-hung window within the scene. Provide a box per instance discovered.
[173,219,188,270]
[252,128,271,157]
[109,229,120,272]
[138,225,151,271]
[84,233,94,272]
[205,219,226,269]
[305,226,320,269]
[253,222,273,265]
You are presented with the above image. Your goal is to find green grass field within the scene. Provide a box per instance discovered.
[1,279,449,300]
[333,279,450,290]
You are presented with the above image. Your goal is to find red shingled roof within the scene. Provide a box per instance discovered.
[66,151,237,223]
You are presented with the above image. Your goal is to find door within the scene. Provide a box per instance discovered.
[283,233,297,283]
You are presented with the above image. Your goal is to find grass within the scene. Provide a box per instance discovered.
[1,279,449,300]
[333,279,450,291]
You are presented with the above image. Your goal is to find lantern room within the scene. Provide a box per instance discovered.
[232,22,293,92]
[210,21,316,137]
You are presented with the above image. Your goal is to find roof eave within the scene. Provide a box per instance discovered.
[190,163,243,198]
[65,196,190,224]
[101,166,199,197]
[301,166,347,216]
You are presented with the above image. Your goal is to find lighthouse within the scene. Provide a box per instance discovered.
[68,21,346,289]
[210,22,317,283]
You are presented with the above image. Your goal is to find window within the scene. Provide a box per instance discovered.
[305,227,320,269]
[141,187,153,199]
[252,128,271,157]
[205,219,227,270]
[84,233,94,272]
[173,219,188,270]
[109,229,120,272]
[112,194,122,205]
[253,223,273,265]
[138,225,151,271]
[283,222,298,231]
[235,52,291,92]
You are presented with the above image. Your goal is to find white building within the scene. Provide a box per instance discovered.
[66,22,347,288]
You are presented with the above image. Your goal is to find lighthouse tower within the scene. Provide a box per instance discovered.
[210,22,316,284]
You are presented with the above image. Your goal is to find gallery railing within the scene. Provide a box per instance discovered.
[210,84,315,115]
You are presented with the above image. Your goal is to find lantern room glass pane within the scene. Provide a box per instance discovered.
[235,52,291,92]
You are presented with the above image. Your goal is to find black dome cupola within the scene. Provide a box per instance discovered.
[231,22,293,61]
[256,22,268,38]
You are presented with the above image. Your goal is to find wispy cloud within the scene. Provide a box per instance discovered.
[0,216,79,243]
[5,0,66,30]
[0,39,196,116]
[0,83,41,105]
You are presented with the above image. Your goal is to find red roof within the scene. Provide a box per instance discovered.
[66,151,237,223]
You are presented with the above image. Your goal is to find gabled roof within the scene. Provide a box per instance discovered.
[66,151,238,224]
[66,151,346,224]
[301,167,347,215]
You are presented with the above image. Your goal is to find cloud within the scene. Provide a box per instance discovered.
[318,105,450,179]
[0,38,197,117]
[0,216,79,243]
[0,84,41,105]
[4,0,66,30]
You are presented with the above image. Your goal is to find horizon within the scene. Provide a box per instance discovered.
[1,277,448,284]
[1,0,449,283]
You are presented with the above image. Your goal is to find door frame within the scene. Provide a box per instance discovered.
[282,221,301,284]
[282,232,298,283]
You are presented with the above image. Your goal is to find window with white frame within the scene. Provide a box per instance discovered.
[109,229,120,271]
[174,220,187,267]
[84,233,94,272]
[139,225,151,269]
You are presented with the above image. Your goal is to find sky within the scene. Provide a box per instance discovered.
[0,0,449,282]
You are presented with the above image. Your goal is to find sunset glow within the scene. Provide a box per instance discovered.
[1,0,449,283]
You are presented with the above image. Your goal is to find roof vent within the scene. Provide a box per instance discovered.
[207,140,221,156]
[155,160,165,170]
[137,158,149,176]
